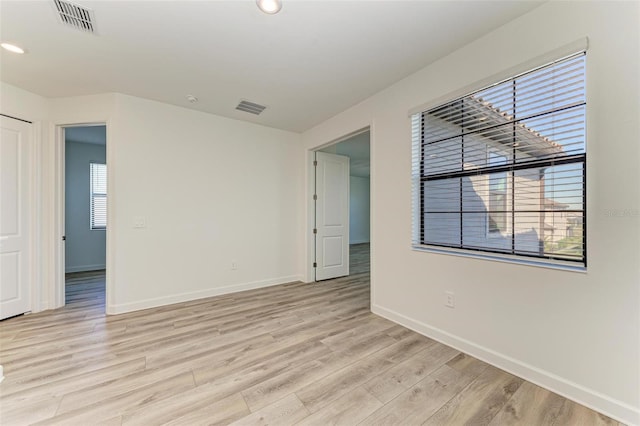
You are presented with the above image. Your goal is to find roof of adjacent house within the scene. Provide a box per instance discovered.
[463,95,565,158]
[544,198,571,210]
[424,95,565,159]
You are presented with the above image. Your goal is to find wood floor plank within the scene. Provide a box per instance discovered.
[191,339,332,387]
[122,389,249,426]
[360,365,475,426]
[296,386,383,426]
[144,331,276,370]
[0,357,146,406]
[489,381,571,425]
[295,354,394,414]
[54,367,195,416]
[229,394,310,426]
[373,333,435,364]
[422,364,524,425]
[362,341,460,403]
[34,371,196,425]
[1,353,146,395]
[552,401,622,426]
[490,380,621,426]
[0,391,63,426]
[446,352,490,378]
[162,392,249,426]
[241,351,354,412]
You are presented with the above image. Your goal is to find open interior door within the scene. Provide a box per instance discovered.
[1,116,32,320]
[314,152,349,281]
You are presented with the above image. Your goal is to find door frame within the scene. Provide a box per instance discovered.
[54,122,110,311]
[305,125,370,283]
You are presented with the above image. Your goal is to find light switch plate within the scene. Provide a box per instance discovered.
[134,216,146,228]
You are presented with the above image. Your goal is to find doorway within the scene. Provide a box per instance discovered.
[313,129,371,281]
[63,125,107,308]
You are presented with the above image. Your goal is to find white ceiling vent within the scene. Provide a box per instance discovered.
[53,0,96,34]
[236,100,266,115]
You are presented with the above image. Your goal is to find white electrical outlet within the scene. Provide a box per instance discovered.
[231,261,238,270]
[445,291,455,308]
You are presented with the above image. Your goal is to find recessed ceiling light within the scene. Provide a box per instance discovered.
[186,95,198,103]
[256,0,282,14]
[1,43,25,54]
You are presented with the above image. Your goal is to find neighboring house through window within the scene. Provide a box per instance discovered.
[90,162,107,230]
[412,53,586,267]
[487,150,507,235]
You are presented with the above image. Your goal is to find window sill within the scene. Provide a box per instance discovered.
[412,245,587,273]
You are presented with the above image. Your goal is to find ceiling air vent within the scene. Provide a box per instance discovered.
[236,100,266,115]
[53,0,96,34]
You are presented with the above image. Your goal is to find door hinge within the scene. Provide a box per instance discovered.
[313,262,317,268]
[62,235,66,241]
[313,160,318,166]
[313,194,317,201]
[313,228,317,234]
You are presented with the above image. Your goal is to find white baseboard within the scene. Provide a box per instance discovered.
[350,239,370,245]
[372,304,639,426]
[107,275,302,315]
[65,264,106,273]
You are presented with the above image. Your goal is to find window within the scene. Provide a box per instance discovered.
[90,162,107,230]
[412,53,586,266]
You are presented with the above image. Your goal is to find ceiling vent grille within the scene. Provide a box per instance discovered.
[236,100,266,115]
[53,0,96,33]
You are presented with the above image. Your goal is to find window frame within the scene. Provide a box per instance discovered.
[412,53,587,270]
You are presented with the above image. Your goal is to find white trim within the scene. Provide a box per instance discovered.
[29,121,41,313]
[412,245,587,273]
[107,275,302,315]
[372,304,639,426]
[53,125,66,309]
[305,149,316,283]
[104,119,114,315]
[408,37,589,117]
[65,264,106,273]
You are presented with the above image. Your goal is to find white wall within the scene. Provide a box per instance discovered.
[302,2,639,424]
[110,94,302,313]
[350,176,370,244]
[65,140,106,272]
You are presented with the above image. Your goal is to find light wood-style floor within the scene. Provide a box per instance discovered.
[0,244,621,425]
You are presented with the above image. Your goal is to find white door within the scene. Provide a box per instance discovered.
[0,116,32,320]
[315,152,349,281]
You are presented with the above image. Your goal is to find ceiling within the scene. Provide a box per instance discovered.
[0,1,543,133]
